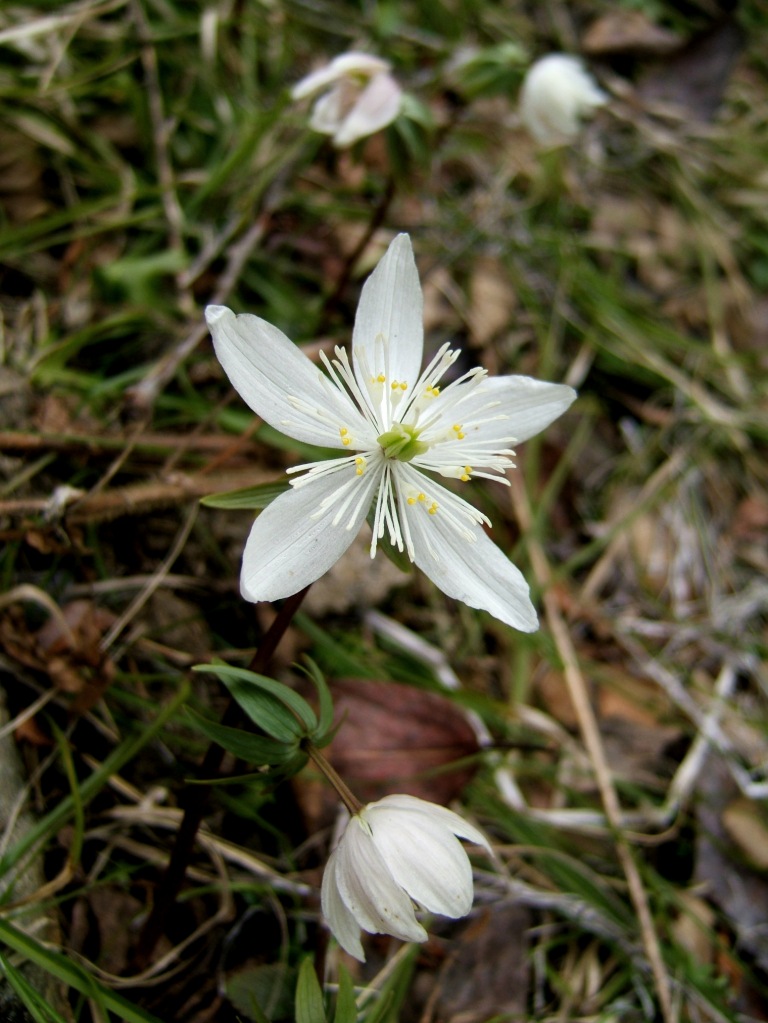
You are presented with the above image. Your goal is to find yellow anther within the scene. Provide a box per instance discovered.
[452,423,465,440]
[425,385,440,398]
[417,493,426,502]
[399,381,408,391]
[460,473,470,482]
[355,457,366,476]
[428,502,438,515]
[391,380,400,390]
[407,497,416,505]
[377,373,386,383]
[340,427,348,436]
[340,426,352,447]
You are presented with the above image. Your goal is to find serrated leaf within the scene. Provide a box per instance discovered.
[186,707,297,764]
[295,957,327,1023]
[200,479,290,510]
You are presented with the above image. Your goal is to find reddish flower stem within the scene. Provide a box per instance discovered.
[132,585,309,969]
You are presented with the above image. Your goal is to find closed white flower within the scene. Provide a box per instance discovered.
[291,52,403,148]
[321,794,491,960]
[520,53,607,146]
[206,234,576,631]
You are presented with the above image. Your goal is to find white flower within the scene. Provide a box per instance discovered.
[520,53,607,147]
[205,234,575,631]
[320,794,491,961]
[291,52,403,148]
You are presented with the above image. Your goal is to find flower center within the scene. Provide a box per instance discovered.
[377,423,429,462]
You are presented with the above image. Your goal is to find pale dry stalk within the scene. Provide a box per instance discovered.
[509,472,674,1023]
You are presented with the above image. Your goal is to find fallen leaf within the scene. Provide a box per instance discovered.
[637,18,744,122]
[722,797,768,872]
[584,10,683,56]
[433,903,530,1023]
[296,678,481,830]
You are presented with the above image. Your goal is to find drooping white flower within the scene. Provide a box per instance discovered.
[321,793,491,961]
[205,234,575,631]
[291,52,403,148]
[520,53,607,147]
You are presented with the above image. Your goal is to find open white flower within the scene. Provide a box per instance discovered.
[520,53,607,147]
[321,794,491,961]
[291,52,402,148]
[205,234,575,631]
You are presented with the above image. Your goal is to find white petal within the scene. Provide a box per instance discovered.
[321,848,366,960]
[404,492,538,631]
[333,72,402,147]
[352,234,424,397]
[291,52,390,100]
[240,465,374,601]
[333,817,427,944]
[520,54,607,146]
[206,305,365,448]
[433,375,576,446]
[372,794,491,851]
[309,86,344,135]
[366,805,476,917]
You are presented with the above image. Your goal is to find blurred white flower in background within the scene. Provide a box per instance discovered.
[291,52,403,148]
[321,794,491,961]
[520,53,607,147]
[206,234,576,632]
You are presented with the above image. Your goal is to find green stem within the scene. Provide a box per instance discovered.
[306,743,363,816]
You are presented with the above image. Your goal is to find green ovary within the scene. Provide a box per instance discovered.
[377,423,429,462]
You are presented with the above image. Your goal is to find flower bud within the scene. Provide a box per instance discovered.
[520,53,607,147]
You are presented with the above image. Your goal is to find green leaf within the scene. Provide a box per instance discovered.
[196,664,318,734]
[0,681,190,880]
[295,957,327,1023]
[185,707,298,763]
[200,479,290,509]
[0,919,165,1023]
[302,658,335,739]
[225,961,295,1022]
[332,964,357,1023]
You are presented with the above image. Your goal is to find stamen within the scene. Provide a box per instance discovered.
[355,456,366,476]
[340,427,352,446]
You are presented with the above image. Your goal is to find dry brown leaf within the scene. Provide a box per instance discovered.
[672,890,717,966]
[432,903,530,1023]
[583,10,683,56]
[637,19,744,122]
[296,678,480,830]
[467,256,517,348]
[722,797,768,871]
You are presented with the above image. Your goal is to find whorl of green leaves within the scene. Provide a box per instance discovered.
[189,659,335,777]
